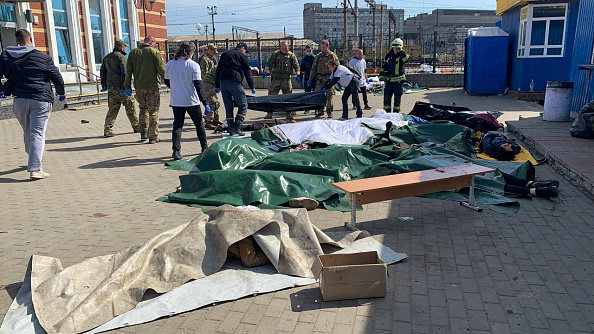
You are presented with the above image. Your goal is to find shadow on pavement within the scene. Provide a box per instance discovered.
[45,135,105,145]
[47,140,155,152]
[79,156,171,169]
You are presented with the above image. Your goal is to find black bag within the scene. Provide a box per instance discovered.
[570,100,594,139]
[1,50,35,96]
[346,65,362,80]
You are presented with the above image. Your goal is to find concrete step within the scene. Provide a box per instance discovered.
[68,103,108,111]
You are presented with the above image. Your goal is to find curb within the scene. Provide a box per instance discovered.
[506,121,594,199]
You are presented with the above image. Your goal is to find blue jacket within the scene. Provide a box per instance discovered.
[0,46,65,103]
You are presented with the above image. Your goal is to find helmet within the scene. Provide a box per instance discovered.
[391,38,403,47]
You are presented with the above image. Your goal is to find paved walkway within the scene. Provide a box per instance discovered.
[1,88,594,333]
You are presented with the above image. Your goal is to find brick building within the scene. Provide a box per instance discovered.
[0,0,167,83]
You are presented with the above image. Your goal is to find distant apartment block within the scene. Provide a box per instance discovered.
[303,2,404,47]
[403,9,499,42]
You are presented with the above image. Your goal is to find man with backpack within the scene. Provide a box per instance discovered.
[0,29,65,180]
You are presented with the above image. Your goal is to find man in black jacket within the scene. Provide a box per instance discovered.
[0,29,65,180]
[215,42,256,136]
[299,45,315,114]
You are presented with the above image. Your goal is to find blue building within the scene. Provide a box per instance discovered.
[497,0,594,114]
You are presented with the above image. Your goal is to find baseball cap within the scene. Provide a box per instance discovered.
[236,42,250,53]
[114,39,127,48]
[206,43,218,52]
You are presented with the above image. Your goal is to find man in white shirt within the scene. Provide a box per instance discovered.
[348,49,371,110]
[322,60,362,120]
[164,41,211,160]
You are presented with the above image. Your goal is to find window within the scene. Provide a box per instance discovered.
[0,3,16,22]
[517,4,567,58]
[52,0,72,64]
[89,0,104,64]
[119,0,131,53]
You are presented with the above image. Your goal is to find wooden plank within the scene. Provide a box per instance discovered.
[355,175,473,205]
[333,163,494,194]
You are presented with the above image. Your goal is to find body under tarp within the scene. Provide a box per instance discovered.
[409,101,501,122]
[246,91,327,113]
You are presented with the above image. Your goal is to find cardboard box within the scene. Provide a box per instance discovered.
[311,251,387,301]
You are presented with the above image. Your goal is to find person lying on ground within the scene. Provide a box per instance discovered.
[500,172,559,198]
[479,132,521,161]
[227,237,270,267]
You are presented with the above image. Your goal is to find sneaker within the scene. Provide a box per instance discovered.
[364,105,372,110]
[104,132,115,137]
[30,171,50,180]
[172,150,183,160]
[338,117,348,121]
[315,113,324,118]
[264,113,273,119]
[289,197,319,210]
[148,138,161,144]
[529,180,560,188]
[140,132,147,141]
[535,186,559,198]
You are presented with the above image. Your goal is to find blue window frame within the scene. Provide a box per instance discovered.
[0,4,16,22]
[52,0,72,64]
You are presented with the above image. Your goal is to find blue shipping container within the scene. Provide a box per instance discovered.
[465,27,509,94]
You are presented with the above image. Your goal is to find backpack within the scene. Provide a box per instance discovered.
[1,50,35,96]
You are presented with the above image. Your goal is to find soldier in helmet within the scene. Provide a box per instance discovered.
[100,38,139,137]
[199,43,220,129]
[380,38,410,113]
[262,42,300,119]
[307,39,339,118]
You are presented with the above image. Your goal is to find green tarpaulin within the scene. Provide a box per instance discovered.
[161,123,533,216]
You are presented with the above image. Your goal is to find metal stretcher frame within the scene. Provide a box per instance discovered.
[332,163,496,230]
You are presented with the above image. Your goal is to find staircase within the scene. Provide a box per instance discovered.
[63,63,107,111]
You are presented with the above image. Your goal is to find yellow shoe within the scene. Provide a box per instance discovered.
[30,171,50,180]
[288,197,319,210]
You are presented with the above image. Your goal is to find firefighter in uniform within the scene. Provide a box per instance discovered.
[308,39,339,118]
[262,42,300,119]
[199,43,220,128]
[380,38,410,113]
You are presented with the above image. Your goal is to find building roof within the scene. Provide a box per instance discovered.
[169,33,294,42]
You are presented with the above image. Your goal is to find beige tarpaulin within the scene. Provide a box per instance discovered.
[29,206,364,334]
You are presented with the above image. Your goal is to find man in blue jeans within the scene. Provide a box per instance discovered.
[0,29,65,180]
[214,42,256,136]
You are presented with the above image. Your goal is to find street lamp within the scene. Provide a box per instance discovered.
[207,6,217,42]
[133,0,156,37]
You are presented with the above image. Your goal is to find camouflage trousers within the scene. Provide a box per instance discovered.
[135,89,160,140]
[203,83,220,125]
[267,78,293,118]
[314,74,334,116]
[104,89,138,135]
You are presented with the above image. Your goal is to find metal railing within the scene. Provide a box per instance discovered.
[65,63,102,104]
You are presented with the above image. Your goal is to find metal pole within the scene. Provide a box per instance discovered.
[290,36,294,52]
[433,31,437,73]
[225,38,229,51]
[343,0,347,62]
[379,5,383,65]
[359,33,363,52]
[257,35,262,73]
[354,0,358,49]
[211,13,215,42]
[372,6,376,68]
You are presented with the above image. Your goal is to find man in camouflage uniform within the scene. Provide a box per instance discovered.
[100,39,138,137]
[199,43,220,129]
[123,35,165,143]
[263,42,300,119]
[308,39,339,118]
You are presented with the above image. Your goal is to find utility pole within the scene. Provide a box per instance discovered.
[207,6,217,43]
[343,0,347,62]
[205,24,209,43]
[364,0,376,67]
[353,0,358,49]
[379,4,383,64]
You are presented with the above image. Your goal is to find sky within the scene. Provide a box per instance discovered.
[165,0,496,38]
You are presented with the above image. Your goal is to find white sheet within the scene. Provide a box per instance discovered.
[271,110,408,145]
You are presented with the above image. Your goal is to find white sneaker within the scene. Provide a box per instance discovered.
[288,197,319,210]
[30,171,50,180]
